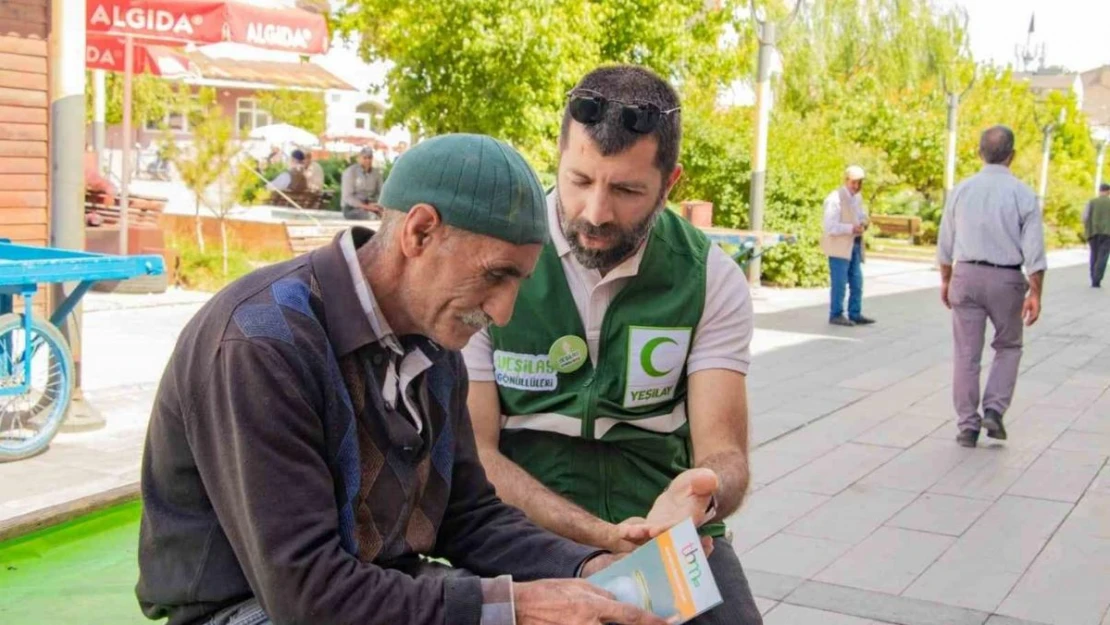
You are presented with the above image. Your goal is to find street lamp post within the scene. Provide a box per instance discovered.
[1095,133,1109,195]
[747,0,802,287]
[940,10,973,206]
[1037,108,1065,210]
[93,70,106,173]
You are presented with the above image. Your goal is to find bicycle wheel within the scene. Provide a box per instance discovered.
[0,313,75,462]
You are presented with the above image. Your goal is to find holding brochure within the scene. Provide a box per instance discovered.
[587,518,723,624]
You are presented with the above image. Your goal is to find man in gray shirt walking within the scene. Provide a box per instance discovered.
[937,125,1046,448]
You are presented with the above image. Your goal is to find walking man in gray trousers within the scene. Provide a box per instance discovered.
[937,125,1047,448]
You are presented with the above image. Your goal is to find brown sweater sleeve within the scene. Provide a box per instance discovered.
[185,337,478,625]
[432,354,605,579]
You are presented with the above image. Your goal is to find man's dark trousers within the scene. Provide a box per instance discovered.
[690,538,764,624]
[1090,234,1110,287]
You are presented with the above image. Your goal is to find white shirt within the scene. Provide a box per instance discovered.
[269,164,323,193]
[340,229,434,433]
[267,171,293,192]
[822,187,867,236]
[462,194,753,382]
[306,162,325,192]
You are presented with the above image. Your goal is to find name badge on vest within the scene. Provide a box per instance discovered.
[548,335,587,374]
[492,336,587,392]
[493,350,558,391]
[624,327,692,408]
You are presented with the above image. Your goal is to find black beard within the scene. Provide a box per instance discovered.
[556,194,662,271]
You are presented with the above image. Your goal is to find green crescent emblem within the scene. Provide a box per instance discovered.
[641,337,677,378]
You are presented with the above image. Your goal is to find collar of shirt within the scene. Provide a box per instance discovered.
[339,228,404,357]
[546,191,648,287]
[309,227,379,359]
[840,185,862,203]
[338,227,439,433]
[838,186,866,218]
[981,164,1014,176]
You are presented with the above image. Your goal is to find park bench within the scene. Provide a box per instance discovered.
[268,189,335,212]
[83,190,174,293]
[870,214,922,244]
[84,190,165,228]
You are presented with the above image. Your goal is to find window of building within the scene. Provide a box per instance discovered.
[236,98,272,132]
[353,114,369,130]
[356,101,386,134]
[145,101,192,132]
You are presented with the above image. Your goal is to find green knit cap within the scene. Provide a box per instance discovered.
[378,133,549,245]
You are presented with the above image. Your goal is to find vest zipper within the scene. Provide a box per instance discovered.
[581,371,598,439]
[582,283,632,440]
[582,342,605,520]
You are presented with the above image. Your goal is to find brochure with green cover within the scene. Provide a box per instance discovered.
[587,518,723,624]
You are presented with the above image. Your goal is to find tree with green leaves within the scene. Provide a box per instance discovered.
[333,0,750,169]
[162,86,244,259]
[255,88,327,135]
[332,0,1101,286]
[209,160,258,276]
[85,71,181,136]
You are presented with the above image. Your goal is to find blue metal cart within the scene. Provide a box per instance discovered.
[0,240,165,462]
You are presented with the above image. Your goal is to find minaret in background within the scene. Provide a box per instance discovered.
[1015,12,1047,73]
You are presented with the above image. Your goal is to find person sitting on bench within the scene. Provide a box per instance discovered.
[342,146,384,220]
[267,149,309,193]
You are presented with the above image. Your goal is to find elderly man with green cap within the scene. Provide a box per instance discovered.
[137,134,665,625]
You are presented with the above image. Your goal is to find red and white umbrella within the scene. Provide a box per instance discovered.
[86,0,329,54]
[85,0,330,253]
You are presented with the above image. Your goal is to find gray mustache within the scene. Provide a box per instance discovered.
[458,310,493,330]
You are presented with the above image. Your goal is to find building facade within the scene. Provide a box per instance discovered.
[0,0,50,248]
[100,52,358,149]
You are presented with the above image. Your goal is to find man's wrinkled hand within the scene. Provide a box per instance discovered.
[514,579,668,625]
[941,281,951,309]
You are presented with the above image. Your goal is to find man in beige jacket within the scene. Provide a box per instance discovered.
[821,165,875,326]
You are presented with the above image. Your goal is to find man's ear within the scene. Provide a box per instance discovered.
[665,164,684,197]
[399,204,443,258]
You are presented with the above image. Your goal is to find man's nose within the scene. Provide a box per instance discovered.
[578,188,616,226]
[484,285,520,327]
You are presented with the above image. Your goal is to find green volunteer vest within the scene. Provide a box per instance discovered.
[1088,197,1110,237]
[489,209,724,537]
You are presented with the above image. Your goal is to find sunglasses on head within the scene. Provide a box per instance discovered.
[567,89,681,134]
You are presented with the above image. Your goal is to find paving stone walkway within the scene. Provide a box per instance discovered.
[1,252,1106,625]
[733,259,1110,625]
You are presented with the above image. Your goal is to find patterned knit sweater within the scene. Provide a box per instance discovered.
[138,233,599,625]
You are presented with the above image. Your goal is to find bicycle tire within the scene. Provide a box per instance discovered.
[0,313,75,462]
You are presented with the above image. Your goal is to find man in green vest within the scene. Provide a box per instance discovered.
[1084,183,1110,287]
[463,65,761,624]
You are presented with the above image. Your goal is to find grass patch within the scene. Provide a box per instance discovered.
[168,235,288,292]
